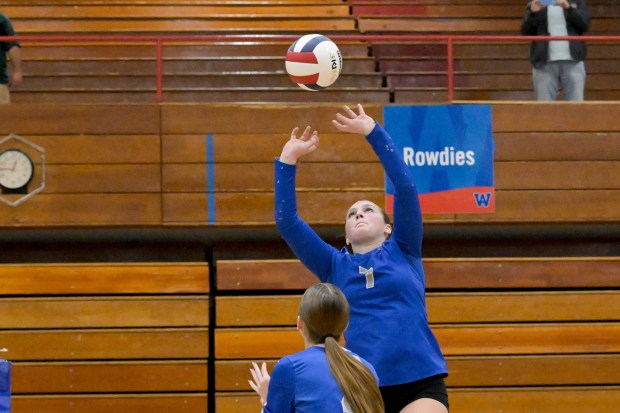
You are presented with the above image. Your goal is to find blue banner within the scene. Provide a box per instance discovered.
[384,105,495,214]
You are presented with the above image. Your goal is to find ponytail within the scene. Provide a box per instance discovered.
[299,283,384,413]
[324,337,384,413]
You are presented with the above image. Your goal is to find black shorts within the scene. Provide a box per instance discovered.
[379,374,449,413]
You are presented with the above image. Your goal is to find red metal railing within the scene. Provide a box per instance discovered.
[3,34,620,102]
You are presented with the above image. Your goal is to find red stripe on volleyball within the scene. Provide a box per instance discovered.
[288,73,320,84]
[286,51,318,64]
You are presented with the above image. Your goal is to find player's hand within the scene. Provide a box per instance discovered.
[279,126,319,165]
[556,0,570,9]
[332,104,375,136]
[248,362,271,405]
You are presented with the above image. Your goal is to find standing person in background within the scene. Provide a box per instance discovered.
[521,0,590,101]
[248,282,384,413]
[274,104,449,413]
[0,13,22,104]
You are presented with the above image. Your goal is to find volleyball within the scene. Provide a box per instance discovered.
[285,34,342,91]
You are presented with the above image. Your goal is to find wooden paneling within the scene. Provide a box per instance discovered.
[216,258,620,291]
[0,103,618,226]
[160,104,384,134]
[214,323,620,359]
[0,263,209,294]
[0,104,160,134]
[13,361,208,392]
[216,354,620,391]
[4,5,351,18]
[2,328,209,360]
[213,252,620,412]
[12,394,208,413]
[0,262,210,412]
[14,18,356,34]
[215,387,620,413]
[0,296,208,328]
[216,291,620,326]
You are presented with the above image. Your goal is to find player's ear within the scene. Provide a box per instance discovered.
[384,224,392,236]
[296,316,303,331]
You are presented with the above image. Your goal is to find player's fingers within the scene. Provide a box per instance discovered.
[331,119,347,131]
[250,362,260,380]
[290,127,299,140]
[261,362,269,376]
[335,112,352,124]
[248,380,258,393]
[356,104,365,116]
[300,126,312,141]
[311,131,320,147]
[342,105,356,118]
[250,367,258,382]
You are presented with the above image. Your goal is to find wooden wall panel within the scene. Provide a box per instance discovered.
[214,324,620,359]
[13,394,208,413]
[216,354,620,391]
[1,328,209,360]
[0,262,210,410]
[160,104,384,134]
[0,104,160,135]
[216,388,620,413]
[493,132,620,161]
[216,291,620,327]
[216,258,620,291]
[0,297,208,328]
[0,263,210,294]
[13,361,208,393]
[0,194,161,226]
[0,102,618,227]
[492,103,620,132]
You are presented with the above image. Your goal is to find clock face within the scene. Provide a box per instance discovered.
[0,149,34,189]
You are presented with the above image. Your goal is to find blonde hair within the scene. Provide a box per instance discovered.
[299,283,384,413]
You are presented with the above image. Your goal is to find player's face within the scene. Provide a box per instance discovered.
[345,200,390,246]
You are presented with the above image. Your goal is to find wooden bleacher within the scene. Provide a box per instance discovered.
[4,0,619,102]
[3,2,355,34]
[356,0,620,101]
[0,102,619,226]
[213,257,620,413]
[6,0,379,103]
[13,41,385,104]
[355,0,620,35]
[0,263,210,413]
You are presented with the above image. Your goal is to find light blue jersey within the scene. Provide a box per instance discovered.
[264,345,377,413]
[275,123,448,386]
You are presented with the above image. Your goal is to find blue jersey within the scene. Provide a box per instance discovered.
[264,345,378,413]
[274,123,447,386]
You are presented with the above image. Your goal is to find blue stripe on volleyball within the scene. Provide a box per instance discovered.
[300,35,330,53]
[304,83,324,91]
[288,38,299,51]
[206,133,215,224]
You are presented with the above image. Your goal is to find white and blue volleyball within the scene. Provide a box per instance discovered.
[285,34,342,91]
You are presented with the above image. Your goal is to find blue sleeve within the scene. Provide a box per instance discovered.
[263,357,295,413]
[274,159,335,281]
[366,123,423,258]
